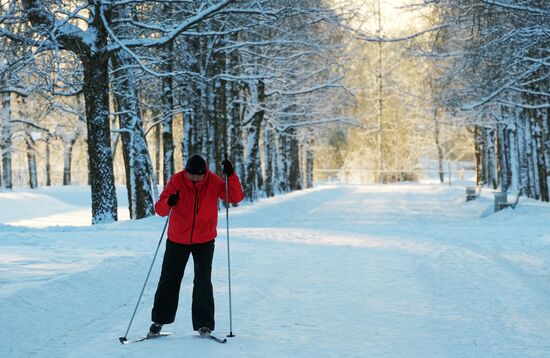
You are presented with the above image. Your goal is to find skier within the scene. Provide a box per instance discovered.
[148,154,244,338]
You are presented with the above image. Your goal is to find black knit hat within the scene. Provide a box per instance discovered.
[185,155,207,175]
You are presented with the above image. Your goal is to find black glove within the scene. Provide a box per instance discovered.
[167,192,179,207]
[221,159,234,177]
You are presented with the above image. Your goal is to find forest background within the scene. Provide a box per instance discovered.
[2,0,548,224]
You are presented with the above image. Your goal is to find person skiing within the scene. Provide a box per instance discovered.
[148,154,244,338]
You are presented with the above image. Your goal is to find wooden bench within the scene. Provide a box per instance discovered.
[465,186,480,201]
[493,189,522,212]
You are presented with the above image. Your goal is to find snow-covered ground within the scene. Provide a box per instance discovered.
[1,183,550,357]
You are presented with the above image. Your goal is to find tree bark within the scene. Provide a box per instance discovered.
[434,108,445,184]
[288,131,302,191]
[25,135,37,188]
[496,123,510,192]
[474,126,483,186]
[535,108,549,201]
[161,42,175,186]
[508,126,519,193]
[111,51,155,220]
[274,130,287,193]
[262,123,274,197]
[305,139,314,189]
[45,137,51,186]
[63,139,75,185]
[485,128,498,189]
[154,120,161,186]
[243,80,265,200]
[82,57,118,224]
[1,90,12,189]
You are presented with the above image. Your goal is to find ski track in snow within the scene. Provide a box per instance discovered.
[1,183,550,357]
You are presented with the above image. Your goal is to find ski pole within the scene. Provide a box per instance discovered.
[224,157,235,338]
[119,207,172,344]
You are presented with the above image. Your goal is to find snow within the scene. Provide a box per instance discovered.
[1,183,550,357]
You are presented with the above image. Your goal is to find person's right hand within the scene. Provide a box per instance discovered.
[167,192,179,207]
[221,159,234,176]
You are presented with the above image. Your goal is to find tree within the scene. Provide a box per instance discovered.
[2,0,363,214]
[424,0,550,201]
[5,0,237,223]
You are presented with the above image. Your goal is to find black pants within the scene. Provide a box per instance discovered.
[151,239,215,331]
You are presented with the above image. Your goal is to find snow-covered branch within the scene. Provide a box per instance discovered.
[355,24,449,43]
[106,0,237,52]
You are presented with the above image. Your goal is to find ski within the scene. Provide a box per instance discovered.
[199,335,227,344]
[208,335,227,344]
[120,332,173,345]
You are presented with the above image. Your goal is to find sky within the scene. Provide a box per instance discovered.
[331,0,428,36]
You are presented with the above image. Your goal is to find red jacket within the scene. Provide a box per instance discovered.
[155,169,245,245]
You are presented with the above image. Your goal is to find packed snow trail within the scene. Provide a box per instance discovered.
[1,184,549,357]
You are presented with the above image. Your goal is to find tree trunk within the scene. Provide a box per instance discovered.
[224,41,234,161]
[82,57,118,224]
[161,3,175,185]
[180,41,195,164]
[433,109,445,183]
[185,36,203,161]
[154,120,161,186]
[63,140,74,185]
[182,93,193,164]
[496,123,510,192]
[485,128,498,189]
[25,135,38,188]
[22,0,119,221]
[111,51,156,220]
[206,81,216,164]
[199,80,209,160]
[524,113,539,198]
[305,139,314,189]
[243,80,265,200]
[536,108,549,201]
[213,43,226,174]
[243,119,261,199]
[226,34,243,177]
[288,132,302,191]
[543,107,550,201]
[45,137,52,186]
[1,90,12,189]
[474,126,483,186]
[161,42,175,186]
[515,109,528,195]
[274,130,287,193]
[262,123,274,197]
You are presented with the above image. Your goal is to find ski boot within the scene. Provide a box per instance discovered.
[198,327,211,337]
[147,323,164,338]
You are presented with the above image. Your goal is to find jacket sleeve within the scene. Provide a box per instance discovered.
[155,176,180,217]
[219,174,245,204]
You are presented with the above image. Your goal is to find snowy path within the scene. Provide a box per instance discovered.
[1,184,550,357]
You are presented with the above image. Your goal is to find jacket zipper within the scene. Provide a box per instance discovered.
[189,188,199,243]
